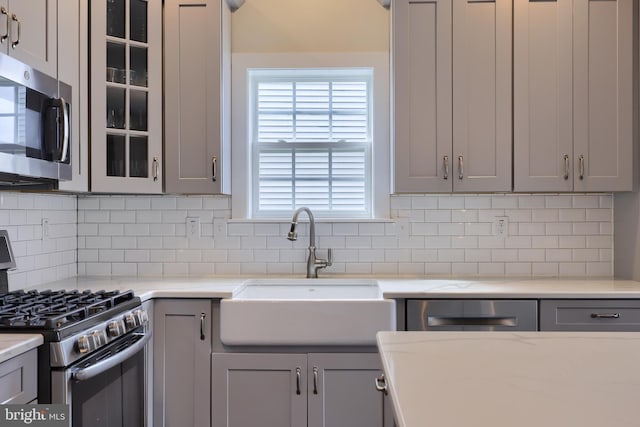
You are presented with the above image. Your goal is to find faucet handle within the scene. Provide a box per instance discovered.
[326,248,332,267]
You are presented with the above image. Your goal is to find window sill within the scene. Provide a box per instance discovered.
[227,217,394,224]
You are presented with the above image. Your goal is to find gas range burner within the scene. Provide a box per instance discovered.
[0,289,138,332]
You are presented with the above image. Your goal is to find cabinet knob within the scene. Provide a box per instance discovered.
[563,154,570,180]
[578,155,585,180]
[295,367,302,395]
[458,156,464,180]
[153,157,159,181]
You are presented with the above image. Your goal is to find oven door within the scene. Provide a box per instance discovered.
[51,330,151,427]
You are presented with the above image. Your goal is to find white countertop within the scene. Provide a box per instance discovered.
[377,331,640,427]
[0,334,43,364]
[24,276,640,300]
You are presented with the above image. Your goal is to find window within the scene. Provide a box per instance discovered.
[250,69,373,218]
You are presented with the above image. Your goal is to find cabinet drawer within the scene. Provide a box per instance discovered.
[0,349,37,404]
[540,300,640,331]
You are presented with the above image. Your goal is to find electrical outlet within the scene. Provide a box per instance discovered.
[492,216,509,238]
[42,218,50,240]
[186,217,200,239]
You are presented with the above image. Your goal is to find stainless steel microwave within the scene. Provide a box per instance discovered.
[0,53,71,188]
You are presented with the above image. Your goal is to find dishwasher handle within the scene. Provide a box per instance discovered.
[427,316,518,327]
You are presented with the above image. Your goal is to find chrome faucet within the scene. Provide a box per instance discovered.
[287,207,332,278]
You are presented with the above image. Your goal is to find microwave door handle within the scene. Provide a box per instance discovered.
[71,333,151,382]
[58,98,69,163]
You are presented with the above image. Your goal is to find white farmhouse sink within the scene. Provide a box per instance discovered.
[220,279,396,346]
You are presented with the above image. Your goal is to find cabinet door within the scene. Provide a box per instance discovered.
[393,0,452,193]
[308,353,392,427]
[164,0,231,194]
[573,0,633,191]
[57,0,89,192]
[211,353,307,427]
[452,0,511,192]
[154,299,211,427]
[5,0,57,77]
[513,0,573,192]
[90,0,162,193]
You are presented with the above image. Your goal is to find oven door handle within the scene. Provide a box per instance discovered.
[71,333,151,382]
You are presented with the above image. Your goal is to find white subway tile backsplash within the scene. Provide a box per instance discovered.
[586,209,612,222]
[545,195,572,208]
[464,196,492,209]
[558,209,585,222]
[71,193,614,278]
[546,249,572,262]
[438,196,464,209]
[100,197,125,210]
[558,236,586,249]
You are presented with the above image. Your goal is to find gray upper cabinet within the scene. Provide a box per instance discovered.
[393,0,512,193]
[57,0,89,192]
[514,0,633,192]
[0,0,57,77]
[164,0,231,194]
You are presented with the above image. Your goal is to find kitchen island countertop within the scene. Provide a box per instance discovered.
[0,334,43,364]
[377,331,640,427]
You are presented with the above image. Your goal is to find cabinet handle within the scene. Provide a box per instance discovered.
[563,154,570,180]
[375,374,388,395]
[57,98,70,163]
[458,156,464,180]
[10,13,19,49]
[443,156,449,180]
[578,155,585,180]
[199,312,206,340]
[153,157,159,181]
[296,367,301,395]
[0,7,8,44]
[313,367,319,395]
[590,313,620,319]
[212,156,217,182]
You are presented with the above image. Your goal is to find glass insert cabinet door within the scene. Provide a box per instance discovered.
[91,0,162,193]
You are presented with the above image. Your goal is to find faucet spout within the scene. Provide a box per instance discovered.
[287,207,331,278]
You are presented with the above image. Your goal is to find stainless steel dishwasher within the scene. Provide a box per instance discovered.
[406,300,538,331]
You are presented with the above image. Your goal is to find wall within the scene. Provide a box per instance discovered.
[231,0,389,53]
[77,193,613,277]
[0,193,77,291]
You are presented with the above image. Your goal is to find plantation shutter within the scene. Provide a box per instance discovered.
[252,71,372,218]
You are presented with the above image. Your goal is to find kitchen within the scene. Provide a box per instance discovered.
[0,0,640,425]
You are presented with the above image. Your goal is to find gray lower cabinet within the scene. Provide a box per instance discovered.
[154,299,212,427]
[0,349,37,404]
[540,300,640,331]
[211,352,391,427]
[307,353,393,427]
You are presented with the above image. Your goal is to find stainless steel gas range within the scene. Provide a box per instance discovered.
[0,289,150,427]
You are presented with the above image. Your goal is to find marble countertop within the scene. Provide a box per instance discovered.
[24,276,640,300]
[377,331,640,427]
[0,334,43,364]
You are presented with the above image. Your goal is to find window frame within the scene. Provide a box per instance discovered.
[249,69,374,219]
[231,52,390,221]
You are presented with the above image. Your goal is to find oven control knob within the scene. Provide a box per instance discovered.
[134,309,148,326]
[125,313,137,330]
[77,335,92,354]
[91,330,107,347]
[108,320,126,337]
